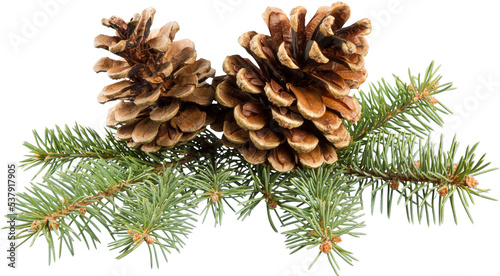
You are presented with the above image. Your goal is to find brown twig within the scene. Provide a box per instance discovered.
[342,163,478,197]
[35,152,117,162]
[30,181,129,231]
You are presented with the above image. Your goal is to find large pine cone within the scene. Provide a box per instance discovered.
[214,2,370,172]
[94,8,216,152]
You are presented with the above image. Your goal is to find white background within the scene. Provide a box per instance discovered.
[1,0,500,275]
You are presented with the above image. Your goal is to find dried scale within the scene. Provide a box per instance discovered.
[213,2,370,172]
[95,8,216,152]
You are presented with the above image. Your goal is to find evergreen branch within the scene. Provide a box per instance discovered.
[21,124,224,179]
[109,168,196,268]
[339,132,495,224]
[351,62,452,141]
[187,157,249,226]
[21,124,159,178]
[236,165,289,232]
[278,167,365,276]
[12,159,154,263]
[12,124,238,264]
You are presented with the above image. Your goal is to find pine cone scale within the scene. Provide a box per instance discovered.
[304,6,331,41]
[309,70,350,97]
[94,34,120,50]
[240,143,267,164]
[270,106,303,128]
[284,128,319,153]
[107,65,133,80]
[131,118,161,144]
[114,101,146,123]
[304,40,330,65]
[264,80,295,106]
[277,42,300,69]
[236,68,264,94]
[156,124,182,147]
[149,100,180,122]
[133,8,155,40]
[330,3,351,30]
[215,80,253,108]
[100,80,134,99]
[223,119,250,144]
[311,110,341,134]
[249,128,282,150]
[116,122,136,141]
[181,86,215,106]
[147,22,179,52]
[297,144,324,168]
[290,6,307,60]
[134,85,161,106]
[267,145,295,172]
[170,105,206,133]
[234,102,268,130]
[321,94,361,123]
[287,84,326,119]
[94,57,128,73]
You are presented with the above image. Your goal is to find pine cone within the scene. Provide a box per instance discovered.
[214,2,370,172]
[94,8,216,152]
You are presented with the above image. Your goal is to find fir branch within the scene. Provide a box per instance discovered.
[21,124,224,179]
[13,159,154,263]
[236,165,289,232]
[21,124,160,177]
[13,123,244,264]
[109,168,197,268]
[338,133,495,224]
[187,157,249,226]
[351,62,452,141]
[278,167,365,276]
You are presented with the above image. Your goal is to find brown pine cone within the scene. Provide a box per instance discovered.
[94,8,216,152]
[214,2,370,172]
